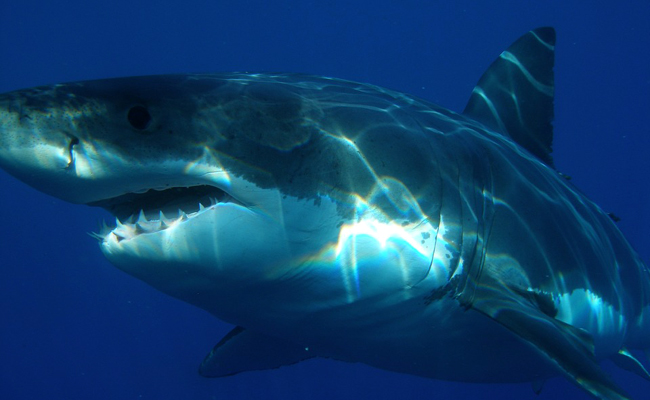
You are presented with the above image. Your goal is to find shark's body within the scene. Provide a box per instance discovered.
[0,28,648,399]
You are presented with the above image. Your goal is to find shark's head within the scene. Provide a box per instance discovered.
[0,74,445,325]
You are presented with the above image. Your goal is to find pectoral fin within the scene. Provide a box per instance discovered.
[468,278,630,400]
[611,348,650,381]
[199,326,315,377]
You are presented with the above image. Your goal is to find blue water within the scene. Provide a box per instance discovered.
[1,1,648,399]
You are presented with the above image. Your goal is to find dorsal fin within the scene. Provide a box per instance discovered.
[463,27,556,166]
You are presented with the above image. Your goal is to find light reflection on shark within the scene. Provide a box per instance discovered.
[0,28,648,399]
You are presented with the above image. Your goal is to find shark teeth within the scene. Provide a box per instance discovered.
[90,201,216,242]
[137,209,147,222]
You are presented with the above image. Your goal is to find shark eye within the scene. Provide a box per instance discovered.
[127,106,152,130]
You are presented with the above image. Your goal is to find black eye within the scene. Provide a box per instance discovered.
[127,106,152,130]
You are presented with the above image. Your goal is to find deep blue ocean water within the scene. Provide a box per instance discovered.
[1,1,649,399]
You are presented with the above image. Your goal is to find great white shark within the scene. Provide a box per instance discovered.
[0,28,647,399]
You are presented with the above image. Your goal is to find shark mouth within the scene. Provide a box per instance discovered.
[88,185,239,241]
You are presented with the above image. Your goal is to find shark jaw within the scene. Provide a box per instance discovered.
[90,178,302,322]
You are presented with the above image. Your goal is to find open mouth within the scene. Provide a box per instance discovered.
[89,185,232,221]
[88,185,238,241]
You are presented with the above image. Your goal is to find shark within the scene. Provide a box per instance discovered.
[0,27,648,399]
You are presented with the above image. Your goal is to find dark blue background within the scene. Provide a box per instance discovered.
[1,1,649,399]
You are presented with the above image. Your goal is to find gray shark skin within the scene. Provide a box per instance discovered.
[0,28,647,400]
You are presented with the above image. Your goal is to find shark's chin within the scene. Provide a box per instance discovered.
[98,199,293,319]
